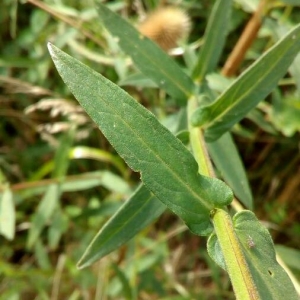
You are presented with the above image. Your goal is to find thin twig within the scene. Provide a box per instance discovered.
[222,0,267,77]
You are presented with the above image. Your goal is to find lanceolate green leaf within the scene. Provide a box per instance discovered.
[77,185,165,269]
[192,0,232,81]
[191,24,300,142]
[207,133,252,209]
[208,210,299,300]
[48,43,233,236]
[96,2,195,103]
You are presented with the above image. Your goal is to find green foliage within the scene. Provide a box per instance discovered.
[270,94,300,136]
[48,42,233,237]
[208,210,298,300]
[233,211,298,300]
[47,1,300,297]
[191,23,300,141]
[207,133,253,208]
[192,0,232,81]
[1,0,300,299]
[96,1,195,103]
[78,185,165,269]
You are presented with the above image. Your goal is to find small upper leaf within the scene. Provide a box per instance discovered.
[207,133,252,209]
[48,43,233,236]
[191,24,300,141]
[96,2,195,103]
[192,0,232,81]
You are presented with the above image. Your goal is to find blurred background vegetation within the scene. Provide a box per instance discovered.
[0,0,300,299]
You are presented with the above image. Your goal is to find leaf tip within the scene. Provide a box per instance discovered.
[76,258,88,270]
[47,42,58,61]
[76,263,84,270]
[47,42,53,52]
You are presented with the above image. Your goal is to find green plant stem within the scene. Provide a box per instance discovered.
[187,102,259,298]
[188,96,214,177]
[211,209,260,300]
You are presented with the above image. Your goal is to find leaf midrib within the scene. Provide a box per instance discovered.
[97,103,211,211]
[81,191,155,263]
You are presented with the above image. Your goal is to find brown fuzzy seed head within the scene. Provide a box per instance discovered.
[138,7,191,51]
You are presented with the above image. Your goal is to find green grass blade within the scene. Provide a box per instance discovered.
[0,186,15,240]
[95,2,195,103]
[191,24,300,141]
[77,185,165,269]
[52,126,75,179]
[27,130,74,249]
[48,209,68,250]
[111,263,133,300]
[27,184,60,249]
[207,133,252,209]
[192,0,232,82]
[34,240,52,270]
[48,43,233,236]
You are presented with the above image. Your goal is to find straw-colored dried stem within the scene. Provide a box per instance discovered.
[222,1,267,77]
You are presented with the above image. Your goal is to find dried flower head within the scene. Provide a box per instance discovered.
[138,7,191,51]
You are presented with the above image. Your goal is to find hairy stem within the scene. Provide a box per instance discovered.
[211,209,260,300]
[188,96,214,177]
